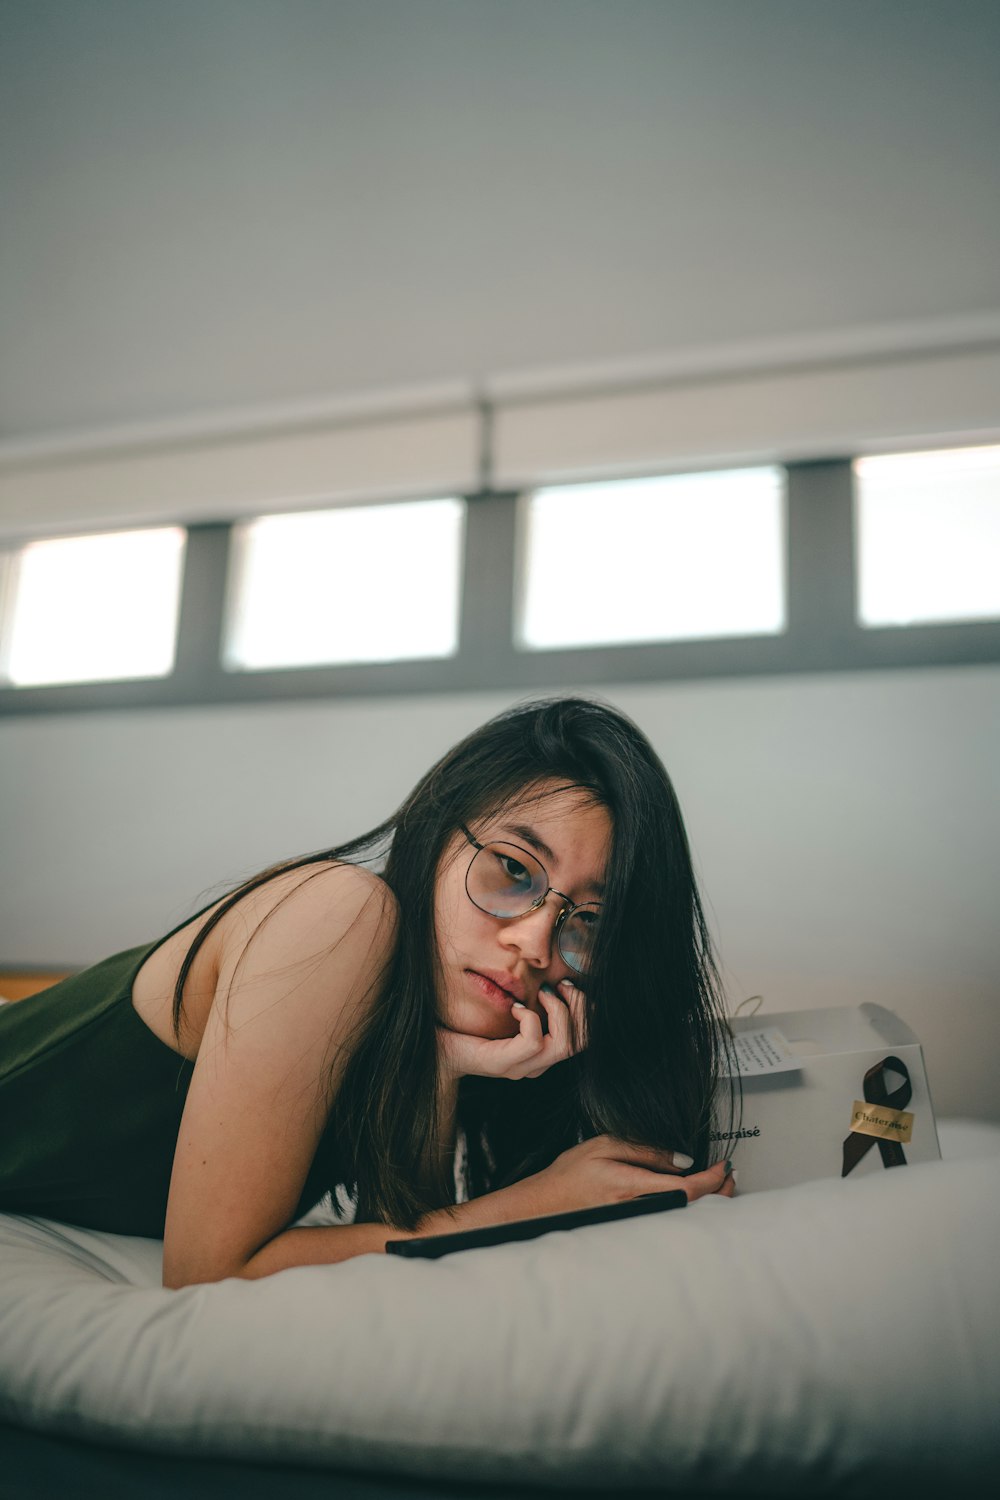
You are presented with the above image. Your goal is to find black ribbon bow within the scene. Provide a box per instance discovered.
[841,1054,912,1178]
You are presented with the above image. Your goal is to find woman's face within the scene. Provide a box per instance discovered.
[432,780,612,1041]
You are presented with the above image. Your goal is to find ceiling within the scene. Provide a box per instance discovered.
[2,0,998,441]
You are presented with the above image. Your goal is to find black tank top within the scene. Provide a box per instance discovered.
[0,901,339,1238]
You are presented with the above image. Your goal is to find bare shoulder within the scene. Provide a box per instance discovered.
[216,861,399,983]
[164,862,398,1286]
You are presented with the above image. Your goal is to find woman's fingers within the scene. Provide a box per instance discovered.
[584,1136,735,1200]
[431,983,585,1084]
[533,979,586,1055]
[435,983,589,1081]
[556,978,588,1051]
[535,984,569,1048]
[511,1000,544,1043]
[591,1137,691,1173]
[673,1160,733,1201]
[513,992,565,1077]
[469,999,570,1080]
[628,1160,732,1202]
[436,1018,547,1082]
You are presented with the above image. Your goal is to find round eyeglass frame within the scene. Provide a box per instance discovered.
[460,825,602,974]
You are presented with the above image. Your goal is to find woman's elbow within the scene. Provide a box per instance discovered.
[162,1249,247,1289]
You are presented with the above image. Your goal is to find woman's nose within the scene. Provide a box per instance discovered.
[497,894,564,967]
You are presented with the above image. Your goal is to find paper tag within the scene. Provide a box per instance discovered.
[724,1027,803,1078]
[849,1101,914,1143]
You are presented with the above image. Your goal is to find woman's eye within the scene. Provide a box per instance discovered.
[497,854,531,885]
[572,907,601,928]
[563,906,602,930]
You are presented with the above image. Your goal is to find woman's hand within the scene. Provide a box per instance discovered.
[437,978,586,1082]
[410,1134,733,1243]
[515,1134,735,1218]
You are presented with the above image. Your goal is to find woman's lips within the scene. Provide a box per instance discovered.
[466,969,523,1011]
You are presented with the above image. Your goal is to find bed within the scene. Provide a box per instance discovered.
[1,1117,998,1498]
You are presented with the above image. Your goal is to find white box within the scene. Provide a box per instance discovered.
[715,1004,941,1193]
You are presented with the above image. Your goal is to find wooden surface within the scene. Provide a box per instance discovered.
[0,973,71,1001]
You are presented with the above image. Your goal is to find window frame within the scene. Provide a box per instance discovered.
[1,457,998,718]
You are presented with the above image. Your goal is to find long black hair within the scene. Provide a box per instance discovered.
[170,696,736,1230]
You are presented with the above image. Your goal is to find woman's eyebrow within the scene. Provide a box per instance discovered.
[500,823,556,863]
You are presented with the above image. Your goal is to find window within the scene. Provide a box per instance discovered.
[223,498,466,670]
[2,454,997,717]
[0,527,186,687]
[516,466,786,650]
[854,444,1000,628]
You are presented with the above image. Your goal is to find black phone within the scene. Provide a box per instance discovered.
[385,1189,686,1259]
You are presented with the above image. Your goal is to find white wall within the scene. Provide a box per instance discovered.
[3,666,998,1121]
[2,0,998,440]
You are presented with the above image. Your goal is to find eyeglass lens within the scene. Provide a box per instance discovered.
[466,841,601,972]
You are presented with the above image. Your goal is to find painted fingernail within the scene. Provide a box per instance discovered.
[723,1159,733,1175]
[672,1152,694,1170]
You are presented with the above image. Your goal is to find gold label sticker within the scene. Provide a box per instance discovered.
[849,1101,914,1143]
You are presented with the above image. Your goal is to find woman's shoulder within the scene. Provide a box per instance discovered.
[215,861,399,975]
[132,863,398,1063]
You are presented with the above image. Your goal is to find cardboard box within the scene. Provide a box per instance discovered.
[715,1004,941,1193]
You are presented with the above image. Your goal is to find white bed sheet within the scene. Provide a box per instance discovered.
[1,1119,998,1493]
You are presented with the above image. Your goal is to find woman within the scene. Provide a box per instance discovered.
[0,696,736,1287]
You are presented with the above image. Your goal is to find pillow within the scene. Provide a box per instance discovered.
[1,1123,998,1493]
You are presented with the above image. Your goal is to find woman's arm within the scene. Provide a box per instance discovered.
[229,1177,538,1277]
[411,1140,734,1239]
[228,1146,733,1279]
[161,864,397,1289]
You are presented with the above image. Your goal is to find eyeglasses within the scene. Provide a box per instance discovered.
[460,825,603,974]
